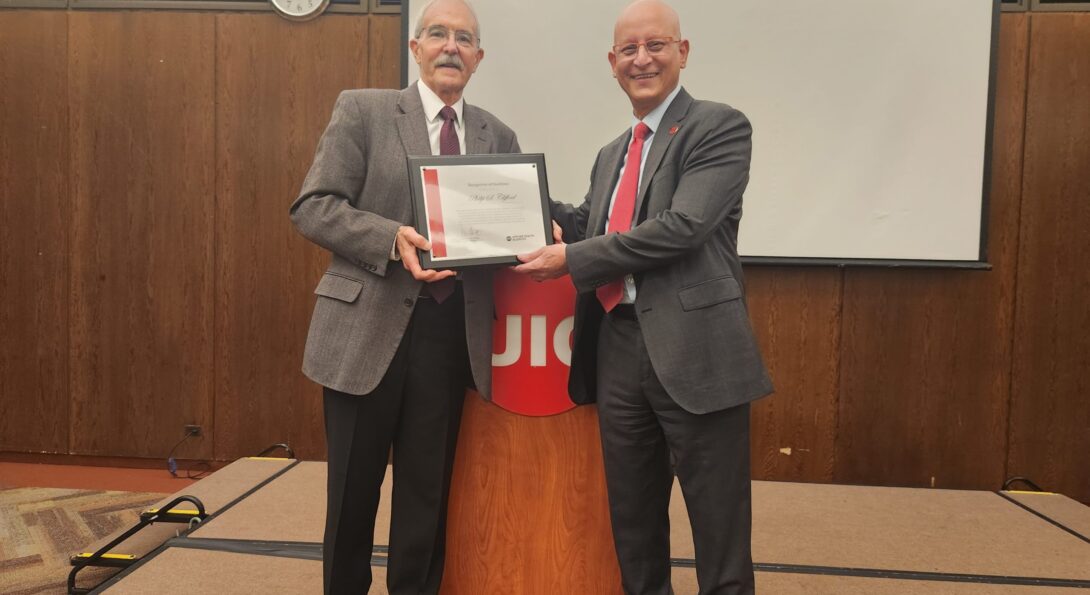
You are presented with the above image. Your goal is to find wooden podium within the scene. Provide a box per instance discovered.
[442,394,622,594]
[439,270,621,593]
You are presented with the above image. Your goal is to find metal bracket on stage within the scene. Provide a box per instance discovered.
[1002,476,1046,492]
[253,442,296,459]
[139,506,206,524]
[67,495,208,595]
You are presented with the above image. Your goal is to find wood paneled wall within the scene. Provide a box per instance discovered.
[68,13,217,458]
[0,11,1087,502]
[212,15,368,462]
[0,12,69,454]
[747,270,842,482]
[1007,14,1090,502]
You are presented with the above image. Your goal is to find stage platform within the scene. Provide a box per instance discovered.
[74,459,1090,594]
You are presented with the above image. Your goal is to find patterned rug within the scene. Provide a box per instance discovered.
[0,488,164,595]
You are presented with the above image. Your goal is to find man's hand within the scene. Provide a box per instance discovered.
[513,244,568,281]
[552,220,564,244]
[396,226,456,283]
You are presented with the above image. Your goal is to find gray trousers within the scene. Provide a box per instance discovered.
[596,310,755,595]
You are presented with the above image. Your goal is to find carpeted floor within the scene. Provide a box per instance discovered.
[0,487,164,595]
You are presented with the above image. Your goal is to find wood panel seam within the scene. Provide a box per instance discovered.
[830,267,846,480]
[211,13,220,460]
[65,9,74,456]
[1002,13,1033,487]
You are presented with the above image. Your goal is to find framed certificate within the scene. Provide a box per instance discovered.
[407,153,554,269]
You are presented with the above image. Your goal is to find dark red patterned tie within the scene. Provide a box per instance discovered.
[597,122,651,312]
[439,105,460,156]
[428,106,460,303]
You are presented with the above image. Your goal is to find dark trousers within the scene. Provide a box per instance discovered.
[596,312,754,595]
[322,288,470,595]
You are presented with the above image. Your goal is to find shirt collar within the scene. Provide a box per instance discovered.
[633,85,682,136]
[417,80,465,126]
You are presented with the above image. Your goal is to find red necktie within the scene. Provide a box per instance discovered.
[597,122,651,312]
[428,106,460,303]
[439,105,460,156]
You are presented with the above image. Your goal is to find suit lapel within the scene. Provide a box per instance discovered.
[635,88,692,215]
[396,82,432,158]
[394,84,432,224]
[463,105,492,154]
[587,133,629,239]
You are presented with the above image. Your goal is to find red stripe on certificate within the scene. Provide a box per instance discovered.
[422,168,447,258]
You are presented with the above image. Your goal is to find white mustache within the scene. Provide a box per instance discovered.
[434,55,464,70]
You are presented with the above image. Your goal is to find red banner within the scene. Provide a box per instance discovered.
[491,269,577,416]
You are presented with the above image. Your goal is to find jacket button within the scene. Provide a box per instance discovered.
[404,298,414,307]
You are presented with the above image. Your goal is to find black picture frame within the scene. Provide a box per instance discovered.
[406,153,554,269]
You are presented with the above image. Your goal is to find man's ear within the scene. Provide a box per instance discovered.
[409,38,422,64]
[472,47,485,72]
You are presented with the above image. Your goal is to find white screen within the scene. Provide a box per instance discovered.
[404,0,995,263]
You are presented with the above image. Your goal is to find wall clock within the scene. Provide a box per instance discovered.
[270,0,330,21]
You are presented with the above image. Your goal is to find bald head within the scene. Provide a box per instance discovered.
[614,0,681,44]
[608,0,688,118]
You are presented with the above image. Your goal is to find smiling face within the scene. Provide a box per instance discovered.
[609,0,689,119]
[410,0,484,105]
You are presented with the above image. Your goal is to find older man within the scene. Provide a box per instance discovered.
[289,1,518,593]
[515,1,772,593]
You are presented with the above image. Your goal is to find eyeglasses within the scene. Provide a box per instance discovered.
[419,25,479,49]
[613,38,681,59]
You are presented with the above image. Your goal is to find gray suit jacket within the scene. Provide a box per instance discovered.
[554,88,773,414]
[290,83,520,398]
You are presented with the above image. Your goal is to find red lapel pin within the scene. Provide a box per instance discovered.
[669,125,680,135]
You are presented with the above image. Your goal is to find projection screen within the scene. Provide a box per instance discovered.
[401,0,998,266]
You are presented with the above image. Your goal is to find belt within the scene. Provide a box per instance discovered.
[609,303,638,321]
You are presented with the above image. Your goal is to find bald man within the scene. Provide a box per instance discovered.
[515,2,772,593]
[290,1,518,593]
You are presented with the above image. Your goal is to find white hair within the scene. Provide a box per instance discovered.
[414,0,481,42]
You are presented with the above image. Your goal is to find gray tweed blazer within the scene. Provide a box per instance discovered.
[290,82,519,398]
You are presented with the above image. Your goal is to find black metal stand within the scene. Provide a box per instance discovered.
[67,495,208,595]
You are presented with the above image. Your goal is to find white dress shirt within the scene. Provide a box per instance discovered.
[418,80,466,156]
